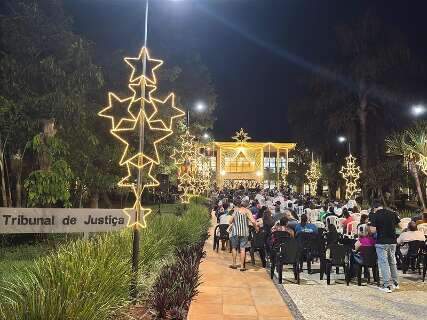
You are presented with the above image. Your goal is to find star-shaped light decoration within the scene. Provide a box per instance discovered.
[339,153,362,200]
[124,47,163,84]
[111,113,172,165]
[98,93,134,130]
[118,157,159,198]
[281,168,289,186]
[150,94,186,130]
[305,160,321,196]
[192,151,212,195]
[232,128,251,142]
[171,131,200,203]
[98,46,185,228]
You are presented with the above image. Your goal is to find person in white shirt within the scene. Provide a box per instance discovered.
[397,221,425,256]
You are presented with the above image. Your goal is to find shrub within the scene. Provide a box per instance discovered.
[0,203,210,320]
[148,235,207,320]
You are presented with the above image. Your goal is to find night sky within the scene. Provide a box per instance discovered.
[66,0,427,141]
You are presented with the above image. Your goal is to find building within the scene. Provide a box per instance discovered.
[206,129,296,189]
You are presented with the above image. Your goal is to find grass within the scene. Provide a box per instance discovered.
[146,203,182,216]
[0,200,210,320]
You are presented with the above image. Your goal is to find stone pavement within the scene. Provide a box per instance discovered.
[188,220,293,320]
[277,261,426,320]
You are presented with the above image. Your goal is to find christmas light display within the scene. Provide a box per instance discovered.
[98,46,184,228]
[232,128,252,142]
[281,168,289,186]
[171,130,199,203]
[339,154,362,200]
[416,154,427,175]
[305,159,321,195]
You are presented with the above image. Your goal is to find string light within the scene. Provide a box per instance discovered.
[416,154,427,175]
[124,47,163,84]
[281,168,289,186]
[171,130,199,203]
[305,159,321,196]
[232,128,252,142]
[98,46,185,228]
[339,153,362,200]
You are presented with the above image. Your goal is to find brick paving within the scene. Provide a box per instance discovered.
[188,218,293,320]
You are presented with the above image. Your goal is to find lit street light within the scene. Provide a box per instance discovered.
[195,101,207,112]
[411,104,426,117]
[202,133,210,140]
[338,136,347,143]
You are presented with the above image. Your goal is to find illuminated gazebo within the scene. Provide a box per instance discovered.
[205,129,296,189]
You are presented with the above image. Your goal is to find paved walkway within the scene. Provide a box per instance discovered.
[188,219,293,320]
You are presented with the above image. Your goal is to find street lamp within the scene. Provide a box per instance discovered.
[195,101,207,112]
[202,133,210,140]
[411,104,426,117]
[338,136,347,143]
[187,101,207,127]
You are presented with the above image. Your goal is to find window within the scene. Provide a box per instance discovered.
[264,157,276,173]
[224,152,255,173]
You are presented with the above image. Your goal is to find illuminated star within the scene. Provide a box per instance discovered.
[150,93,186,130]
[118,158,159,197]
[123,200,152,229]
[98,93,134,129]
[232,128,251,142]
[128,80,157,103]
[340,154,362,199]
[111,113,172,165]
[128,96,157,120]
[124,47,163,84]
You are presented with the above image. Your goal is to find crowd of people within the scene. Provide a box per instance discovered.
[211,187,427,293]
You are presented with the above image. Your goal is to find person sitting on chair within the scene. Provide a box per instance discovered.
[349,224,376,277]
[397,221,425,256]
[271,217,295,245]
[295,213,318,236]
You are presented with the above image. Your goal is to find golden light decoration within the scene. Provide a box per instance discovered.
[281,168,289,186]
[339,153,362,200]
[171,130,199,203]
[416,154,427,175]
[192,147,212,196]
[232,128,252,142]
[305,159,321,195]
[98,46,185,228]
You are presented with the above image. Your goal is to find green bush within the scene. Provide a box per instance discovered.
[0,203,210,320]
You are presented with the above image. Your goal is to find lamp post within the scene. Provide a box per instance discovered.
[411,104,426,118]
[187,101,207,127]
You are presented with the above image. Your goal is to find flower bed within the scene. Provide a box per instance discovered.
[0,201,210,320]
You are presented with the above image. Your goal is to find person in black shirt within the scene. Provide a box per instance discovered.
[369,200,401,293]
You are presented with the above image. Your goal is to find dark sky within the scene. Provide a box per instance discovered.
[65,0,427,141]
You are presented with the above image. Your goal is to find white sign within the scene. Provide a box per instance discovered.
[0,208,131,234]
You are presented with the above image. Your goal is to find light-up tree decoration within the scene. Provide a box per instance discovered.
[281,168,289,186]
[171,130,199,203]
[340,154,362,200]
[99,46,185,228]
[305,159,321,195]
[192,148,212,195]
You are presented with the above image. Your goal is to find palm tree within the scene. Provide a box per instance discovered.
[385,121,427,209]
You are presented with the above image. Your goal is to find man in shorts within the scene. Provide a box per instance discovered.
[228,197,259,271]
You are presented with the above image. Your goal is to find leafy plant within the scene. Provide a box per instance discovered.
[0,203,210,320]
[24,160,73,207]
[148,237,207,320]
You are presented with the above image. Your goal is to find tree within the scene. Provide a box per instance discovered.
[288,12,414,200]
[385,121,427,209]
[0,0,103,207]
